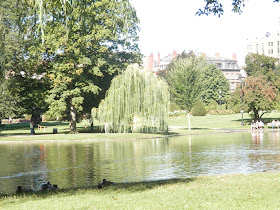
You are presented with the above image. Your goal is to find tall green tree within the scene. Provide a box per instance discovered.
[244,53,280,91]
[201,64,230,105]
[232,53,280,120]
[0,80,23,120]
[245,53,279,77]
[166,56,206,111]
[0,0,27,121]
[15,0,141,132]
[242,75,278,120]
[98,64,169,133]
[166,56,207,129]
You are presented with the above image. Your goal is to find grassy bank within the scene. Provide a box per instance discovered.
[1,112,280,141]
[1,172,280,209]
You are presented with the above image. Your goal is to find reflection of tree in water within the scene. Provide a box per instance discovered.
[268,131,280,145]
[4,133,280,194]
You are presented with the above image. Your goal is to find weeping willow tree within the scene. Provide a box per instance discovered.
[97,64,170,133]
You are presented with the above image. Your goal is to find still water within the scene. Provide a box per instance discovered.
[1,131,280,194]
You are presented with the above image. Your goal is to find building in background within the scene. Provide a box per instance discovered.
[245,17,280,59]
[208,53,244,92]
[143,50,177,72]
[144,51,244,92]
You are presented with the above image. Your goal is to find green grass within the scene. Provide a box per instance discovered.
[1,112,280,141]
[1,113,280,208]
[1,172,280,209]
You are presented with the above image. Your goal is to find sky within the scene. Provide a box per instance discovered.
[130,0,280,66]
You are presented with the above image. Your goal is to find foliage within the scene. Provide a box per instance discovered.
[169,101,181,112]
[192,100,206,116]
[98,64,169,133]
[10,62,50,124]
[201,64,230,105]
[0,80,23,119]
[232,54,280,120]
[168,110,188,117]
[0,0,24,80]
[242,75,278,120]
[14,0,141,132]
[206,99,219,111]
[166,56,207,112]
[245,53,279,77]
[207,109,235,115]
[196,0,279,17]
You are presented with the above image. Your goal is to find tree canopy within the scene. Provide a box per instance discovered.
[201,64,230,105]
[233,53,280,120]
[98,64,169,133]
[196,0,280,17]
[166,55,207,112]
[242,75,278,120]
[3,0,141,132]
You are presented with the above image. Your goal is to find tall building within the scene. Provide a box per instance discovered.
[245,17,280,59]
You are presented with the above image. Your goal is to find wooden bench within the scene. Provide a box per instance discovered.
[267,123,279,129]
[38,125,47,132]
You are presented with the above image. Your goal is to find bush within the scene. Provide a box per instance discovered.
[169,101,181,112]
[168,110,187,117]
[206,100,219,112]
[192,100,206,116]
[24,114,32,120]
[207,109,235,115]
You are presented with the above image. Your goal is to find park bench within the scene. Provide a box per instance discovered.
[38,124,47,132]
[267,123,279,129]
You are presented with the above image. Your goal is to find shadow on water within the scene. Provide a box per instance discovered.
[0,178,196,198]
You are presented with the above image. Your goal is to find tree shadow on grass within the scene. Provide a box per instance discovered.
[233,117,280,125]
[179,128,211,130]
[0,178,196,199]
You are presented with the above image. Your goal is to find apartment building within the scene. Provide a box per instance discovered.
[245,18,280,59]
[208,53,244,92]
[143,51,244,92]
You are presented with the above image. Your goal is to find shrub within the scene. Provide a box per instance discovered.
[169,101,181,112]
[207,109,235,115]
[192,100,206,116]
[232,104,241,113]
[206,100,219,112]
[24,114,32,120]
[168,110,187,117]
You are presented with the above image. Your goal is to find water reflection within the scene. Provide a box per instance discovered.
[2,132,280,194]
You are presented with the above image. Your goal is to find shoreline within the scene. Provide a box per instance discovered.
[0,128,279,144]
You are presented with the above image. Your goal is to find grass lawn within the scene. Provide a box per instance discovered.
[1,172,280,209]
[1,112,280,141]
[1,113,280,208]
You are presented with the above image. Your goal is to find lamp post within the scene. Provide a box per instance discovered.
[240,82,244,126]
[219,90,222,108]
[239,70,246,126]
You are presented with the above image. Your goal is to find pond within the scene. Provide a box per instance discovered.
[1,130,280,194]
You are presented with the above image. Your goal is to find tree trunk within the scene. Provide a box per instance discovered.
[70,103,77,133]
[91,122,93,133]
[253,108,259,121]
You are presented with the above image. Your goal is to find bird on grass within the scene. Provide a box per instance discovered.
[16,186,33,194]
[41,182,59,191]
[97,182,102,189]
[102,179,114,185]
